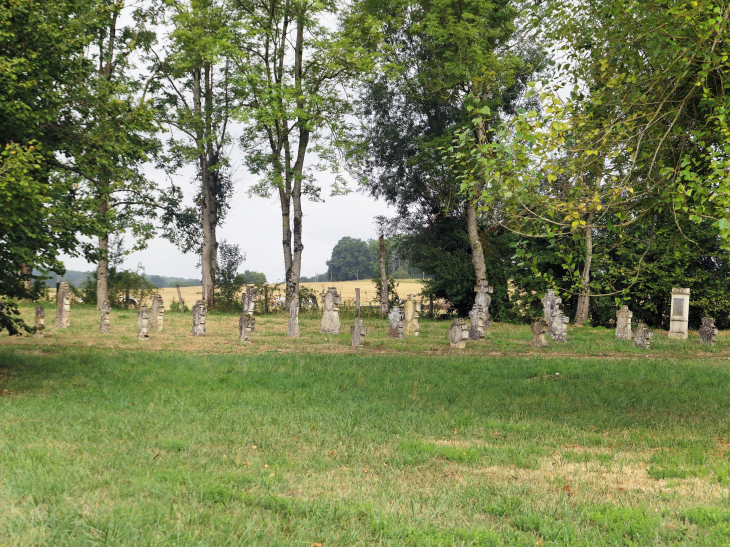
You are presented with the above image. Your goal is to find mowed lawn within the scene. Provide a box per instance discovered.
[1,306,730,545]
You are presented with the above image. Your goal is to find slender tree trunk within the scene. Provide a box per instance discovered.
[574,211,595,325]
[96,230,109,309]
[379,234,388,316]
[466,201,486,281]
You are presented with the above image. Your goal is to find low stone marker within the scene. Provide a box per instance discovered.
[632,322,653,349]
[668,288,690,339]
[615,306,632,340]
[448,318,469,348]
[468,304,486,341]
[530,319,548,347]
[137,306,150,341]
[99,300,111,334]
[239,289,257,343]
[542,290,569,342]
[320,287,342,334]
[55,282,71,328]
[191,300,207,337]
[149,294,164,332]
[351,318,367,347]
[287,296,300,338]
[404,295,421,335]
[34,306,45,338]
[389,307,405,339]
[699,317,718,345]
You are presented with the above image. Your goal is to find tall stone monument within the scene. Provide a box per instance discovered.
[55,282,71,328]
[542,290,569,342]
[668,288,690,339]
[615,306,633,340]
[388,306,405,339]
[468,279,493,339]
[149,294,164,332]
[632,322,653,349]
[287,296,300,338]
[99,300,111,334]
[530,319,548,347]
[137,306,150,341]
[699,317,718,345]
[404,295,421,335]
[34,306,45,338]
[448,318,469,348]
[238,288,257,343]
[191,300,207,337]
[320,287,342,334]
[351,318,367,347]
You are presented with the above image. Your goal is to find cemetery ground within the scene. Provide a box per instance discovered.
[1,305,730,545]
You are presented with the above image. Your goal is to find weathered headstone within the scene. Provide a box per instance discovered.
[699,317,718,345]
[191,300,207,337]
[542,290,569,342]
[448,318,469,348]
[632,322,653,349]
[287,296,300,338]
[34,306,45,338]
[149,294,164,332]
[351,318,367,347]
[137,306,150,341]
[238,288,257,343]
[404,295,421,335]
[615,306,633,340]
[388,306,406,339]
[468,279,493,339]
[468,304,486,340]
[668,288,690,339]
[99,300,111,334]
[530,319,548,347]
[243,286,257,331]
[55,282,71,328]
[320,287,342,334]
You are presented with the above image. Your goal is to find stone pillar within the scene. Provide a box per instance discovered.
[633,322,653,349]
[55,282,71,328]
[404,295,415,335]
[351,318,367,347]
[34,306,45,338]
[615,306,633,340]
[99,300,111,334]
[388,307,405,339]
[287,296,300,338]
[468,279,493,339]
[355,288,361,318]
[448,318,469,348]
[699,317,718,345]
[137,306,150,341]
[530,319,548,347]
[191,300,207,337]
[320,287,342,334]
[413,300,421,335]
[542,290,568,342]
[238,288,257,343]
[149,294,164,332]
[668,288,690,339]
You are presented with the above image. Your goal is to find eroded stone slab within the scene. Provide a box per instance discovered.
[699,317,718,345]
[149,294,164,332]
[389,306,405,339]
[191,300,207,337]
[615,306,632,340]
[530,319,548,347]
[137,306,150,341]
[449,318,469,348]
[55,282,71,328]
[351,318,367,347]
[633,322,653,349]
[542,290,569,342]
[320,287,342,334]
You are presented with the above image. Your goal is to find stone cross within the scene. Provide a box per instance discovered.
[530,319,548,347]
[355,288,361,318]
[34,306,45,338]
[191,300,207,337]
[351,318,367,347]
[388,306,406,339]
[448,318,469,348]
[615,306,632,340]
[668,288,690,339]
[699,317,718,345]
[55,282,71,328]
[99,300,111,334]
[287,296,300,338]
[632,322,653,349]
[469,279,494,339]
[137,305,150,341]
[320,287,342,334]
[542,290,568,342]
[149,294,164,332]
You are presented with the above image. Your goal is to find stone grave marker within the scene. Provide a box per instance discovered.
[137,306,150,341]
[404,295,421,335]
[530,319,548,347]
[351,318,367,347]
[34,306,45,338]
[632,322,653,349]
[668,288,690,339]
[191,300,207,337]
[468,304,486,340]
[238,289,257,343]
[448,318,469,348]
[388,306,405,339]
[55,282,71,328]
[699,317,718,345]
[542,290,569,342]
[615,306,633,340]
[149,294,164,332]
[355,288,361,317]
[320,287,342,334]
[99,300,111,334]
[468,279,493,339]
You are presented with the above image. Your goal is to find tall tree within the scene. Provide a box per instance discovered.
[326,237,375,281]
[232,0,383,310]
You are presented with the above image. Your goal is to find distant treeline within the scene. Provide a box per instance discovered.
[39,270,200,289]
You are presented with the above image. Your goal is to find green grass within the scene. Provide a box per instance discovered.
[2,342,730,545]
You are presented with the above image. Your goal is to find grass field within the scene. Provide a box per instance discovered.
[1,303,730,545]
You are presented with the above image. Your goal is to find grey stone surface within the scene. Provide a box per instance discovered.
[632,322,654,349]
[99,300,111,334]
[55,282,71,328]
[287,296,300,338]
[468,304,486,341]
[242,287,257,331]
[355,288,361,317]
[149,294,164,332]
[530,319,548,347]
[34,306,45,338]
[351,318,367,347]
[668,288,690,339]
[388,306,405,339]
[191,300,207,337]
[137,306,150,341]
[542,290,569,342]
[448,318,469,348]
[615,306,633,340]
[699,317,718,345]
[404,295,421,335]
[320,287,342,334]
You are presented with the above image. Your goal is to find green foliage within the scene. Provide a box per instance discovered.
[82,265,156,309]
[326,237,376,281]
[371,275,401,308]
[214,241,245,312]
[241,270,267,285]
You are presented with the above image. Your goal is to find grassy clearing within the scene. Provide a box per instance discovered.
[1,336,730,545]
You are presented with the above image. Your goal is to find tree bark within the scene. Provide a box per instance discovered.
[573,212,595,325]
[96,231,109,309]
[466,201,486,281]
[379,234,388,316]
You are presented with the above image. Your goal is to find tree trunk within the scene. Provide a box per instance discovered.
[466,201,486,282]
[573,212,595,325]
[379,234,388,316]
[20,262,32,295]
[96,231,109,309]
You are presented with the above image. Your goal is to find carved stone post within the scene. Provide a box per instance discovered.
[351,318,367,347]
[137,306,150,341]
[699,317,718,345]
[632,322,654,349]
[320,287,342,334]
[615,306,633,340]
[149,294,164,332]
[191,300,207,337]
[530,319,548,347]
[55,282,71,328]
[468,279,493,339]
[448,318,469,348]
[388,307,405,339]
[34,306,45,338]
[668,288,690,339]
[99,300,111,334]
[542,290,569,342]
[355,288,361,318]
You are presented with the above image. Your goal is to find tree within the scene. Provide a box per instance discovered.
[232,0,383,311]
[215,240,246,310]
[326,237,376,281]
